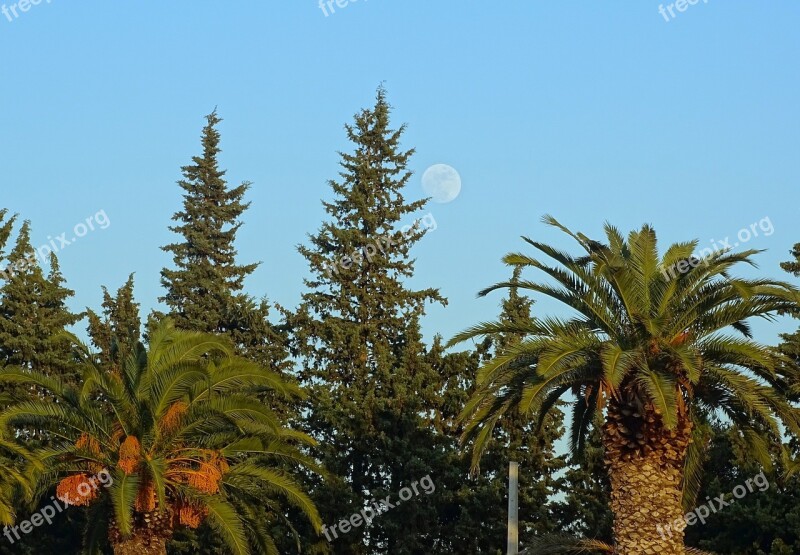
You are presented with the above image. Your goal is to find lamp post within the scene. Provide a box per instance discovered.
[508,461,519,555]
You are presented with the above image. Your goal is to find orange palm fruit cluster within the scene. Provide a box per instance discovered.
[118,436,142,475]
[177,502,209,529]
[187,451,229,494]
[161,401,189,435]
[76,433,106,473]
[211,451,230,476]
[670,331,690,346]
[76,433,101,455]
[56,474,98,507]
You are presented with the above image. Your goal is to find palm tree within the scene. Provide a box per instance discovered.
[0,390,40,532]
[450,217,800,554]
[0,319,321,555]
[0,438,37,529]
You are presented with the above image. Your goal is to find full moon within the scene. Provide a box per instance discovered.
[421,164,461,203]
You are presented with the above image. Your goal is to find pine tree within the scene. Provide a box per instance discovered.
[781,243,800,277]
[289,87,446,554]
[685,424,800,553]
[159,110,289,373]
[461,268,567,550]
[0,210,16,276]
[778,245,800,391]
[158,112,295,554]
[86,273,142,370]
[553,424,613,542]
[160,110,257,331]
[0,221,81,382]
[0,212,86,554]
[421,338,492,552]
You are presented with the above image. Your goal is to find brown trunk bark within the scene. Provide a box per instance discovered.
[112,535,168,555]
[603,399,692,555]
[109,510,173,555]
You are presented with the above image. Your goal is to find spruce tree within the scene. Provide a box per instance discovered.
[290,88,446,554]
[159,110,290,373]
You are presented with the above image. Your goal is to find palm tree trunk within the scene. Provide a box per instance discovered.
[112,536,168,555]
[109,514,172,555]
[603,401,692,555]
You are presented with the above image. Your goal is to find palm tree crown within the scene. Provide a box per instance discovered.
[451,217,800,553]
[0,319,321,555]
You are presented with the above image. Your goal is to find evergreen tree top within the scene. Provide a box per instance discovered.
[0,219,80,378]
[781,242,800,277]
[298,87,443,325]
[0,209,16,264]
[160,110,259,330]
[87,273,141,370]
[162,109,256,282]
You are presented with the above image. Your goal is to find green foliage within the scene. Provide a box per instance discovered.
[552,425,613,544]
[452,218,800,549]
[86,273,142,372]
[672,247,800,552]
[2,101,800,555]
[156,111,298,553]
[0,319,320,554]
[289,87,452,554]
[0,210,87,554]
[0,218,82,384]
[685,426,800,554]
[453,218,800,468]
[159,111,290,375]
[459,268,568,551]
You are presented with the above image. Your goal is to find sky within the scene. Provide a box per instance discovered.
[1,1,799,348]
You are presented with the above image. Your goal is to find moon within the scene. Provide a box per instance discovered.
[422,164,461,203]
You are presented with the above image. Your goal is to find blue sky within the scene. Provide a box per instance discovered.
[1,1,799,347]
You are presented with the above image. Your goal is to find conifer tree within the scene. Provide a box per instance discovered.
[685,424,800,553]
[491,269,566,542]
[0,221,81,382]
[159,110,290,373]
[781,243,800,277]
[778,245,800,382]
[86,273,142,370]
[290,88,446,554]
[160,110,256,329]
[458,268,566,550]
[553,425,613,542]
[158,112,296,554]
[0,212,86,554]
[0,210,15,274]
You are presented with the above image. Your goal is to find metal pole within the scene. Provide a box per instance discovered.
[508,461,519,555]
